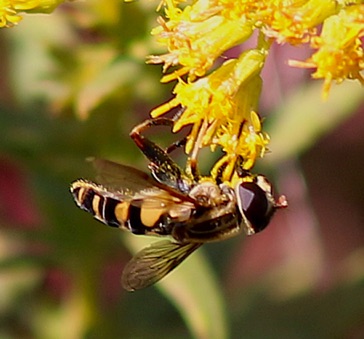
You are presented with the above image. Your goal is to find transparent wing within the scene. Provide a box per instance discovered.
[89,158,195,203]
[89,157,158,192]
[121,240,202,291]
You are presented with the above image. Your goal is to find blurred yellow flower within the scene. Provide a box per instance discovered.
[0,0,64,27]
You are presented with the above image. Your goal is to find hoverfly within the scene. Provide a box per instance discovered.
[71,117,287,291]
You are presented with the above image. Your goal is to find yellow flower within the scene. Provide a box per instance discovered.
[149,0,363,180]
[151,48,270,181]
[148,1,340,81]
[148,0,254,81]
[262,0,338,44]
[290,4,364,99]
[0,0,64,27]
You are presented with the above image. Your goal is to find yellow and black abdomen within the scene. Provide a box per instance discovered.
[70,180,174,236]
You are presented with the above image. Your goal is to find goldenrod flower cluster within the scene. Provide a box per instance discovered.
[149,0,364,181]
[1,0,363,182]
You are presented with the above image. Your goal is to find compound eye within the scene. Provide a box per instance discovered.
[235,181,275,233]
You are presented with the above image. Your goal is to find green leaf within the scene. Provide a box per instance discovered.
[123,234,229,339]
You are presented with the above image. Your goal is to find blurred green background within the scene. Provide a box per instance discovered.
[1,1,364,338]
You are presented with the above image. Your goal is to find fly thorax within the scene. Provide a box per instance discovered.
[188,181,228,207]
[219,183,236,204]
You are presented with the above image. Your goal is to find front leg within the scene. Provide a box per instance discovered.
[130,118,192,193]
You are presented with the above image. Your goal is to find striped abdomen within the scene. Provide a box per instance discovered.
[70,180,181,236]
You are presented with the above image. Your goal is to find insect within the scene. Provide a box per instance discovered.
[70,117,287,291]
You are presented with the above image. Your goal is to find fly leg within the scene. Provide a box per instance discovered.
[130,117,192,192]
[130,106,185,159]
[167,136,202,182]
[130,117,174,164]
[165,137,187,155]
